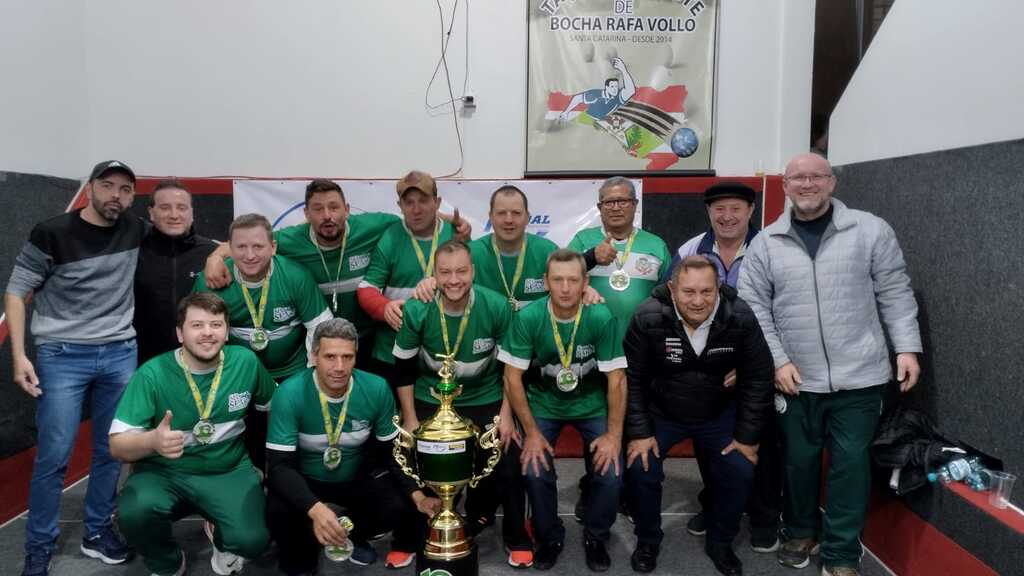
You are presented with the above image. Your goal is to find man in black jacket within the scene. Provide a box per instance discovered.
[624,255,773,575]
[134,179,217,363]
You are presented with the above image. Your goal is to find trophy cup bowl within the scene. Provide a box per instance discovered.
[392,354,502,575]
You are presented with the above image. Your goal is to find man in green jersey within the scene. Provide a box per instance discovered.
[266,318,440,574]
[110,292,276,576]
[393,240,534,568]
[568,176,671,344]
[357,171,458,389]
[499,249,627,573]
[194,214,332,468]
[412,185,558,312]
[203,180,399,365]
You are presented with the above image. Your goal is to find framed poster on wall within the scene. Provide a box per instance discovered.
[526,0,718,175]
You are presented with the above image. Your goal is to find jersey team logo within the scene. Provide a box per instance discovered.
[634,255,655,277]
[273,306,295,323]
[348,253,371,270]
[575,344,594,359]
[524,278,546,294]
[228,391,251,413]
[472,338,494,354]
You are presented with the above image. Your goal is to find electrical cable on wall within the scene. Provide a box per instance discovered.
[427,0,468,178]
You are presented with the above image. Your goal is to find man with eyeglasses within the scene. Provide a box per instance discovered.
[738,152,922,576]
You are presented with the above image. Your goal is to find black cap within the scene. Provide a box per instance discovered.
[703,182,755,205]
[89,160,136,183]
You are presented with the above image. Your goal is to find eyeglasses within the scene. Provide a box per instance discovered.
[598,198,637,208]
[783,174,833,185]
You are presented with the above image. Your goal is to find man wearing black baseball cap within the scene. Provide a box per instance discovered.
[6,160,143,576]
[666,181,783,557]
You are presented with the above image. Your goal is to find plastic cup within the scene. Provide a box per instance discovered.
[988,471,1016,509]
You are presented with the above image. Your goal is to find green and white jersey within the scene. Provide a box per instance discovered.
[274,213,399,336]
[497,296,626,420]
[359,219,455,364]
[110,345,276,475]
[568,226,670,343]
[266,368,399,483]
[468,233,557,310]
[393,286,510,407]
[194,255,333,381]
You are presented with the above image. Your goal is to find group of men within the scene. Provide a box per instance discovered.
[6,152,921,576]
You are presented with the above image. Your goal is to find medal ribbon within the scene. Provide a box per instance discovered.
[177,350,225,423]
[612,229,638,272]
[236,262,272,329]
[315,372,354,449]
[406,219,442,276]
[310,220,350,312]
[492,234,527,303]
[548,302,583,371]
[438,290,474,360]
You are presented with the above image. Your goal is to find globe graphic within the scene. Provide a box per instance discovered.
[670,127,699,158]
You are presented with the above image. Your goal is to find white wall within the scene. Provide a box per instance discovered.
[829,0,1024,166]
[2,0,814,179]
[0,0,88,178]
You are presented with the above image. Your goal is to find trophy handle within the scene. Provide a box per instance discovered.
[469,416,502,488]
[391,415,424,488]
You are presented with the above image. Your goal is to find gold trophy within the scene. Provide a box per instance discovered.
[393,353,502,576]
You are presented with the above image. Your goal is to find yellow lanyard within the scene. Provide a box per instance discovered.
[315,372,353,448]
[612,228,638,271]
[492,234,527,302]
[236,263,272,329]
[438,291,473,359]
[548,302,583,370]
[310,221,350,312]
[177,350,225,422]
[406,219,442,276]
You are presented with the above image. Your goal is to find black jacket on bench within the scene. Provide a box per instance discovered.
[624,283,774,446]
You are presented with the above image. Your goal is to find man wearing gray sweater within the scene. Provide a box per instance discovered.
[738,153,922,576]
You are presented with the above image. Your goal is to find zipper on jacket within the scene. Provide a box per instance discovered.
[809,258,834,392]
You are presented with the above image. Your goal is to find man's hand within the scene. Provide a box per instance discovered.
[451,208,472,241]
[383,299,405,331]
[594,234,617,266]
[412,490,442,517]
[497,418,522,453]
[203,253,232,289]
[721,439,759,466]
[612,56,626,73]
[896,352,921,393]
[307,502,349,547]
[151,411,185,459]
[582,285,605,306]
[590,433,621,476]
[723,369,737,389]
[520,432,554,477]
[13,354,41,397]
[626,436,660,472]
[402,415,420,434]
[412,277,437,303]
[774,362,802,395]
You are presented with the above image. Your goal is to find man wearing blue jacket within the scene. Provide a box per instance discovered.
[739,152,922,576]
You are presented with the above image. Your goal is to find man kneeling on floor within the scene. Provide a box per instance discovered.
[110,292,276,576]
[265,317,442,575]
[624,256,773,575]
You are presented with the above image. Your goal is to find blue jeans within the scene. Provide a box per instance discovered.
[25,340,137,555]
[627,408,755,547]
[524,416,623,545]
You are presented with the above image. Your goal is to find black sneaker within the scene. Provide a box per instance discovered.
[777,537,819,569]
[533,541,563,571]
[630,542,659,573]
[687,512,707,536]
[80,526,133,565]
[584,538,611,572]
[706,542,743,576]
[750,525,780,553]
[21,552,51,576]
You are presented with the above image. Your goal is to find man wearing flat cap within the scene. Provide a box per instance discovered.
[6,160,144,576]
[668,182,783,556]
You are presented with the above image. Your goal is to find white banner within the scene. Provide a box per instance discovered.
[232,179,642,248]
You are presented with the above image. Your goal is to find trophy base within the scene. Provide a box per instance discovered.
[416,543,478,576]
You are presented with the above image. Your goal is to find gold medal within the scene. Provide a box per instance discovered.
[236,263,272,350]
[249,327,269,351]
[322,446,343,470]
[556,367,579,392]
[492,234,527,310]
[310,221,349,314]
[509,297,521,312]
[609,269,631,291]
[315,372,353,473]
[192,419,216,444]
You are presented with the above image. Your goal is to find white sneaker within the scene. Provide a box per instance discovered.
[205,520,244,575]
[152,551,186,576]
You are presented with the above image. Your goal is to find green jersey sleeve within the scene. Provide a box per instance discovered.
[360,231,395,290]
[253,359,277,411]
[282,257,332,323]
[110,369,157,434]
[393,298,426,359]
[497,305,536,370]
[567,232,586,253]
[592,306,627,372]
[372,379,400,441]
[266,378,300,452]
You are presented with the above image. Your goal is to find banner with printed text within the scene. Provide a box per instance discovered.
[526,0,717,174]
[232,179,641,248]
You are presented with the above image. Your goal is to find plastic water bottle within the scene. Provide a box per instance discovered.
[927,456,985,485]
[965,469,992,491]
[324,515,355,562]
